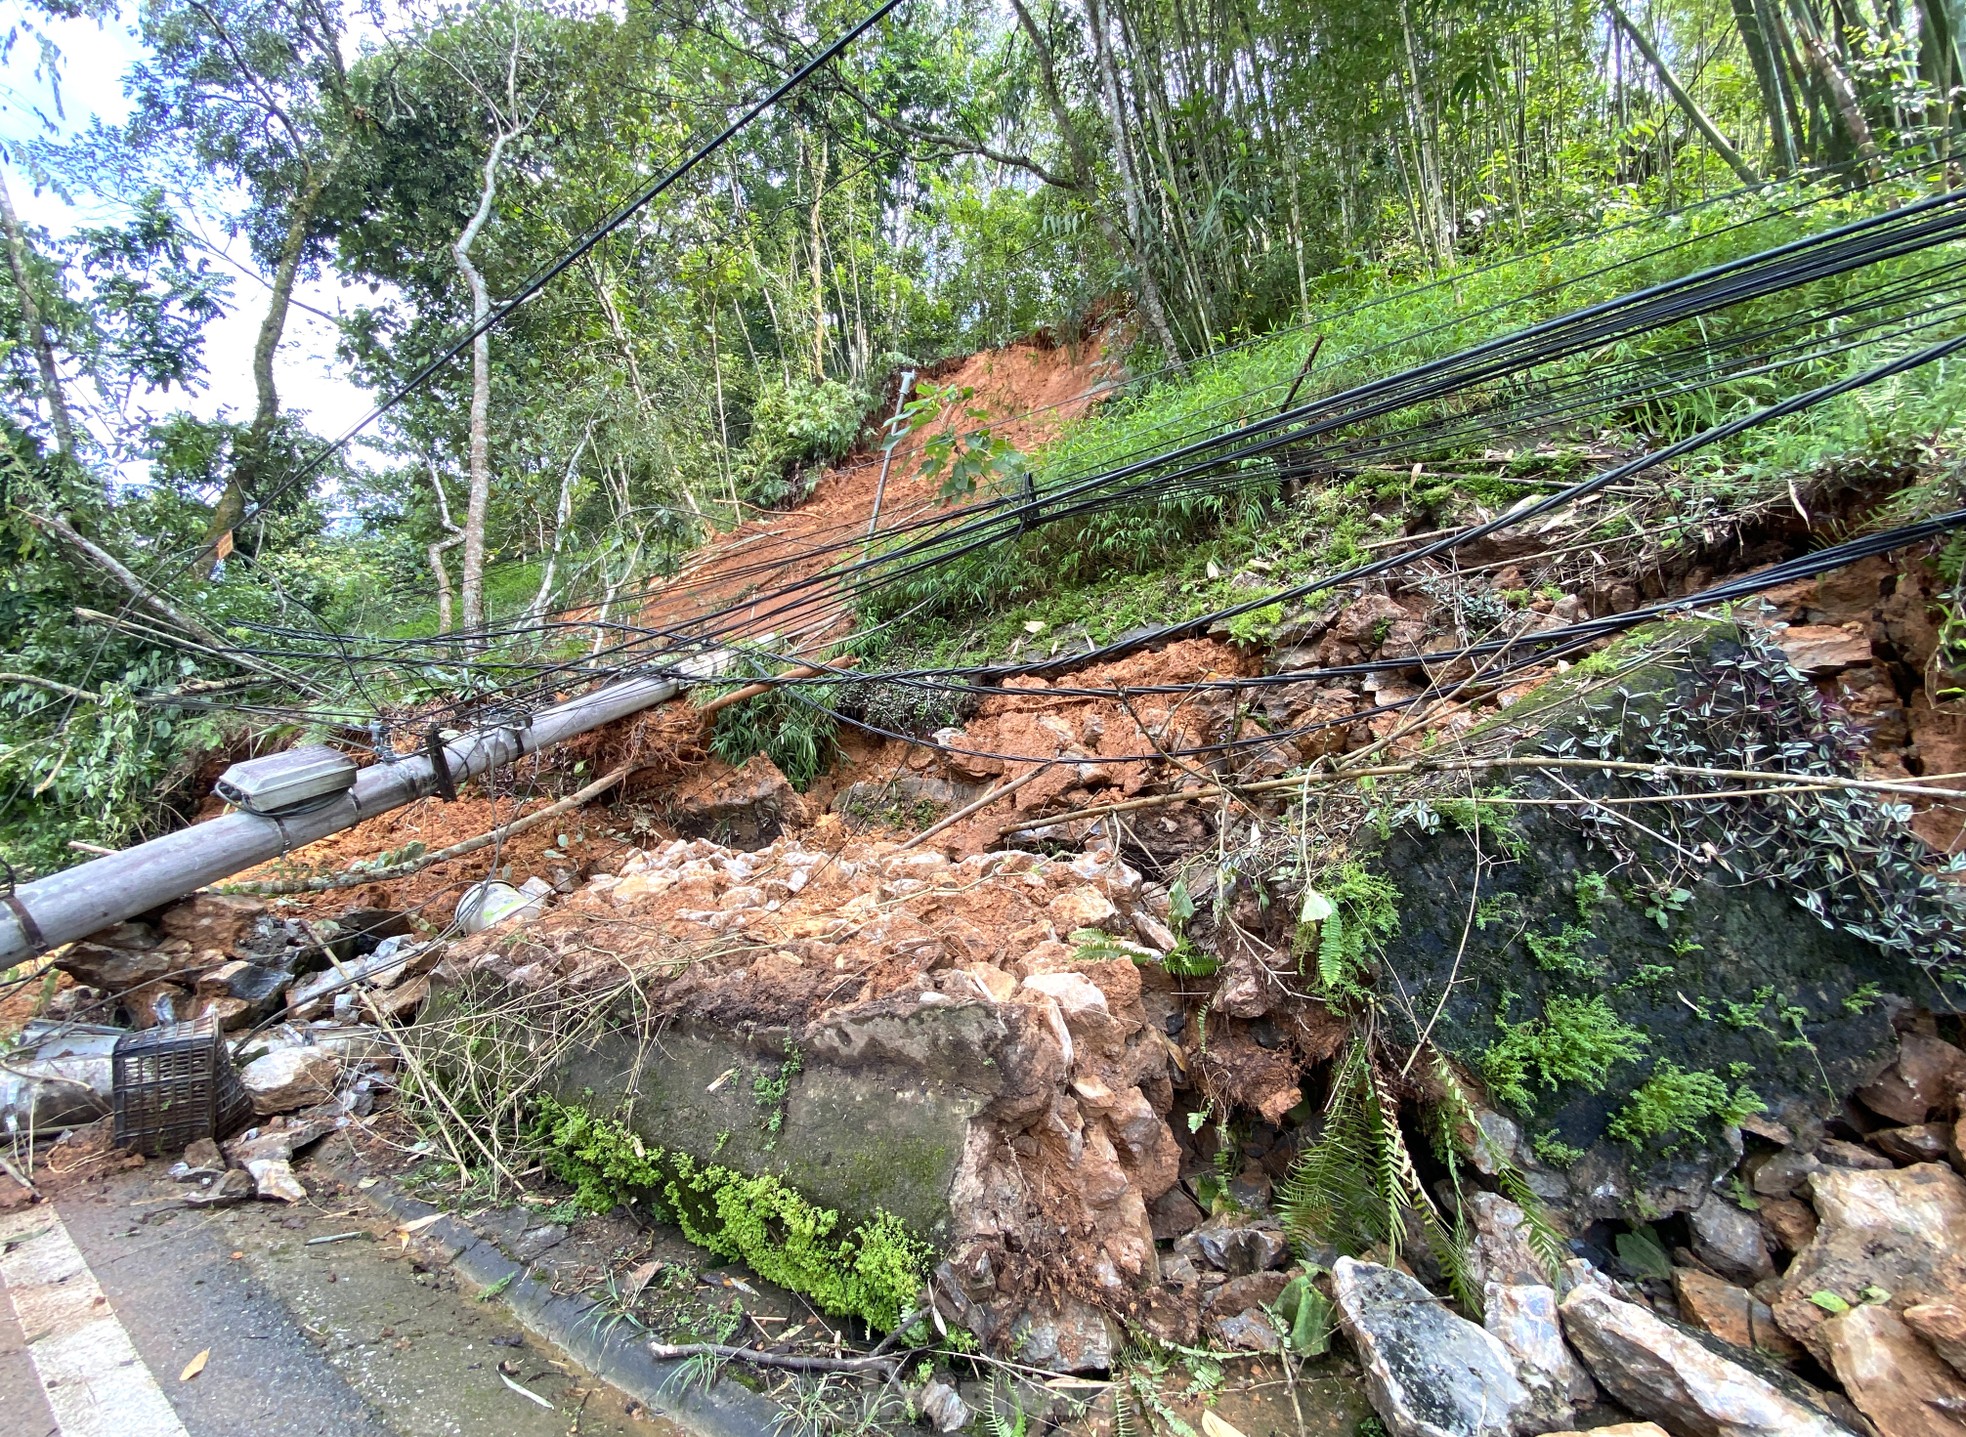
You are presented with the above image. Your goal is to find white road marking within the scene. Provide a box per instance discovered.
[0,1206,189,1437]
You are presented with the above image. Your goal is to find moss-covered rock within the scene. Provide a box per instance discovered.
[1366,620,1966,1219]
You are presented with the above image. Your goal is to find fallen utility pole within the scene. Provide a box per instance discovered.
[0,651,730,966]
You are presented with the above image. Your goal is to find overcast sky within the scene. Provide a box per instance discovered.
[0,1,382,472]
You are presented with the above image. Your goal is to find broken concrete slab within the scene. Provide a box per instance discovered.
[1332,1258,1531,1437]
[457,833,1182,1362]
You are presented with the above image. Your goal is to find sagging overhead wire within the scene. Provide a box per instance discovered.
[116,175,1966,746]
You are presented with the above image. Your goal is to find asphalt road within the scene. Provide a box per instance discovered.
[0,1163,675,1437]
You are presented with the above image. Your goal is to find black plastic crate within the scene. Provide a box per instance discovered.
[111,1014,253,1156]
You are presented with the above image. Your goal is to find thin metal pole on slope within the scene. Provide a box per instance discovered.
[864,368,917,557]
[0,651,731,967]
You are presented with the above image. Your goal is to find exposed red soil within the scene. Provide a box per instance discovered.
[637,336,1124,652]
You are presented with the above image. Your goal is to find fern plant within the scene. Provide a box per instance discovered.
[1276,1037,1488,1315]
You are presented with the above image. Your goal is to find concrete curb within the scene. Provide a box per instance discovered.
[351,1173,783,1437]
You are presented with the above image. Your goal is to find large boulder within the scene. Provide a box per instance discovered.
[1363,622,1965,1222]
[1558,1284,1854,1437]
[1331,1258,1532,1437]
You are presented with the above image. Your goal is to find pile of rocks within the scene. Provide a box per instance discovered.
[1330,1022,1966,1437]
[47,893,437,1033]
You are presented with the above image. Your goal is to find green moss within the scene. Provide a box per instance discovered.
[531,1097,932,1330]
[1525,923,1602,976]
[1430,794,1528,857]
[1608,1062,1765,1151]
[1531,1128,1588,1167]
[1478,995,1649,1112]
[532,1093,669,1216]
[1225,601,1284,646]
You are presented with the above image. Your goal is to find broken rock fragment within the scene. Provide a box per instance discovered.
[1772,1163,1966,1360]
[1186,1215,1289,1275]
[1856,1033,1966,1127]
[1558,1283,1853,1437]
[1332,1257,1531,1437]
[239,1045,339,1115]
[1817,1303,1966,1437]
[1904,1303,1966,1382]
[1483,1281,1595,1430]
[1689,1194,1776,1285]
[1672,1269,1803,1362]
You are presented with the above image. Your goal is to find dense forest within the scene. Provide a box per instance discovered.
[2,0,1962,870]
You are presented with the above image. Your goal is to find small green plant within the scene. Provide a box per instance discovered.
[1842,982,1884,1014]
[1225,601,1284,647]
[1161,938,1221,977]
[1614,1225,1673,1280]
[1478,995,1648,1111]
[1531,1128,1588,1166]
[1430,794,1527,856]
[1524,922,1601,976]
[753,1043,804,1144]
[1271,1272,1336,1355]
[1296,863,1401,996]
[1475,892,1523,931]
[1608,1062,1765,1150]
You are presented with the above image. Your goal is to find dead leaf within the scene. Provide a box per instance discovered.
[623,1260,662,1302]
[1201,1412,1248,1437]
[396,1213,444,1238]
[180,1350,209,1382]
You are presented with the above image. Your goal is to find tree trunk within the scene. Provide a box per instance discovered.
[198,146,343,576]
[29,510,320,693]
[1398,0,1454,266]
[1608,0,1763,186]
[1785,0,1883,173]
[454,123,523,635]
[424,462,464,636]
[529,422,590,620]
[809,131,828,379]
[1006,0,1184,368]
[1733,0,1798,170]
[0,168,77,471]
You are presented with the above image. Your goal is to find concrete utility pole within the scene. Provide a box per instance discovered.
[0,654,728,966]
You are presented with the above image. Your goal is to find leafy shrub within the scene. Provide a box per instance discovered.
[706,680,839,791]
[743,377,871,506]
